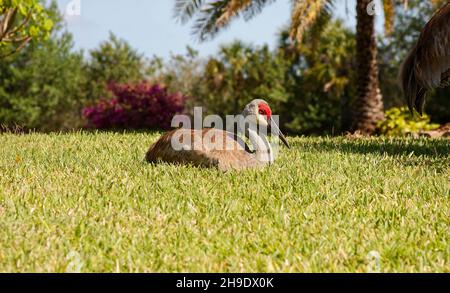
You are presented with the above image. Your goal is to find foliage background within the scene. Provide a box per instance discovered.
[0,0,448,134]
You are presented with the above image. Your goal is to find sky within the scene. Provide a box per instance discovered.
[56,0,384,60]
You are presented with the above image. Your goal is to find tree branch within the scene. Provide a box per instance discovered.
[0,8,18,42]
[0,36,31,58]
[7,10,32,36]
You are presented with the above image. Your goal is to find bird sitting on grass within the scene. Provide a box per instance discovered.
[145,99,290,171]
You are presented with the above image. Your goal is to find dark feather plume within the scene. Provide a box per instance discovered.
[399,3,450,115]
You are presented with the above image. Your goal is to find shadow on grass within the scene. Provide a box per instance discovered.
[293,137,449,172]
[297,137,449,158]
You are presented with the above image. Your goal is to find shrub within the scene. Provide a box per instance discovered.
[82,82,187,130]
[0,4,86,131]
[377,107,439,136]
[84,33,147,102]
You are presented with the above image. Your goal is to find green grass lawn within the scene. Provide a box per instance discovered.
[0,132,448,272]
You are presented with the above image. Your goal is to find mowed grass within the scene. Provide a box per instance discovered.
[0,132,448,272]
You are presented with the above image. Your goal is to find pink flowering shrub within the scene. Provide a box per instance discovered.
[83,82,187,130]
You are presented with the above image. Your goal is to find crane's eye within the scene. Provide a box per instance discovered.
[259,110,265,115]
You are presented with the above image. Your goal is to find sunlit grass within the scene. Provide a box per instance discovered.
[0,132,448,272]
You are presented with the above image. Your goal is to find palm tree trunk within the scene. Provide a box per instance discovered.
[351,0,384,134]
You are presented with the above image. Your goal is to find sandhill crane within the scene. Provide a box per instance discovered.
[400,3,450,114]
[145,99,290,171]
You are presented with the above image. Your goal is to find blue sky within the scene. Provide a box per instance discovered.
[56,0,384,59]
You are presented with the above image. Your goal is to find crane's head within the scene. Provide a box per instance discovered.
[242,99,290,148]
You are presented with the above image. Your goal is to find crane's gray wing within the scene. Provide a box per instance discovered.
[145,128,261,171]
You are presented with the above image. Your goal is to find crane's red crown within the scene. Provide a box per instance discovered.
[258,102,272,120]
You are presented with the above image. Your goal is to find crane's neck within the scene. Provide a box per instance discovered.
[247,127,274,163]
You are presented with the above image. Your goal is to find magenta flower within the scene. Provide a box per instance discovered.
[83,82,188,130]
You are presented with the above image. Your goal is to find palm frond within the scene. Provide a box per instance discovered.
[174,0,205,24]
[216,0,253,27]
[216,0,275,27]
[289,0,334,43]
[304,8,332,47]
[192,0,230,41]
[175,0,274,42]
[241,0,276,21]
[383,0,394,36]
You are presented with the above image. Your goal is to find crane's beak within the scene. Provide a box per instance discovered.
[269,117,290,149]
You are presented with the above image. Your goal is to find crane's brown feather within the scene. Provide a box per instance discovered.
[145,128,264,171]
[442,68,450,86]
[400,3,450,114]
